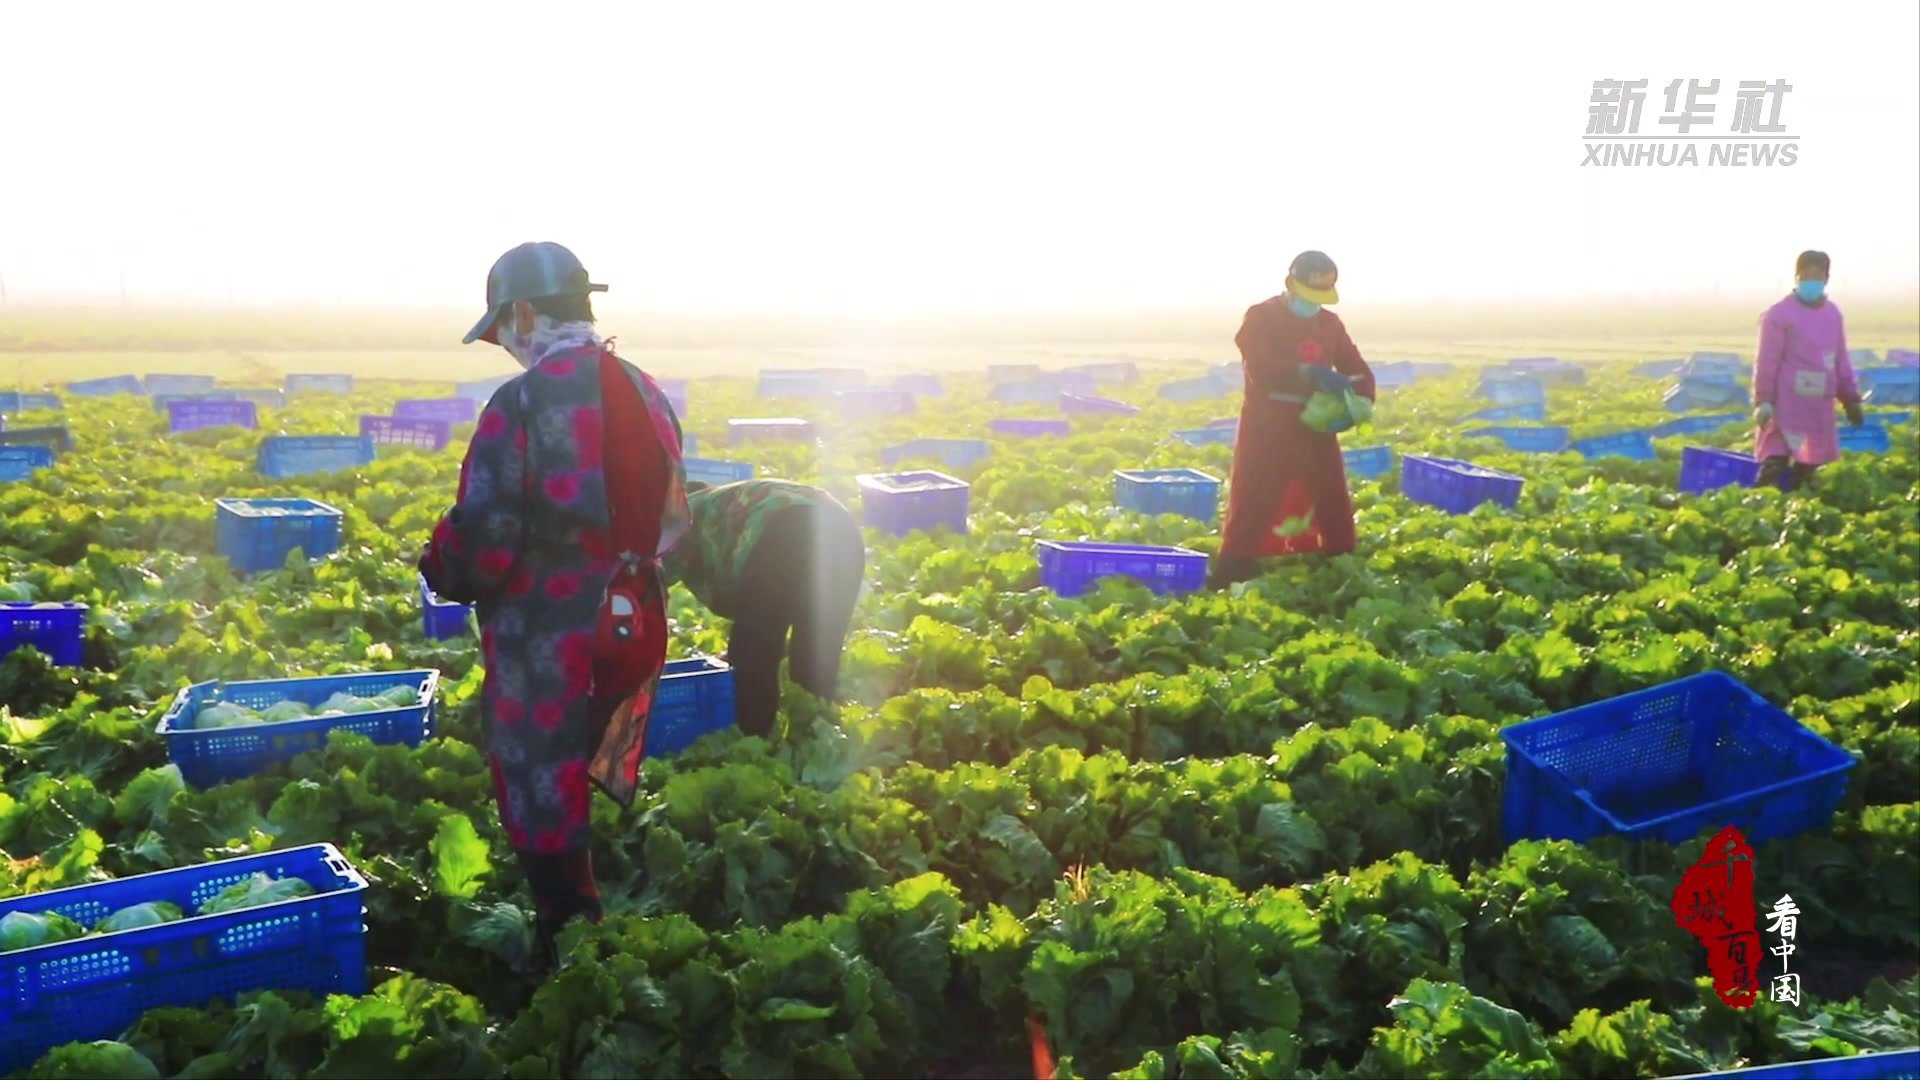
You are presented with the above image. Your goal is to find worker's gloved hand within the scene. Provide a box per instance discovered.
[1753,401,1775,428]
[1300,365,1353,396]
[1843,399,1865,428]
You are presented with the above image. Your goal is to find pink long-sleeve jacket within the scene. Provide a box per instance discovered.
[1753,293,1860,466]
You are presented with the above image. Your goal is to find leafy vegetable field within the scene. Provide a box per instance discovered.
[1,362,1916,1079]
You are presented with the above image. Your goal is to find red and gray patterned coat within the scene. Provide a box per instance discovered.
[421,338,688,855]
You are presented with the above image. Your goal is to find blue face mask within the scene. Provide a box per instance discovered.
[1795,279,1826,303]
[1288,295,1320,318]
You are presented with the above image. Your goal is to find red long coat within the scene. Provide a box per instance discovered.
[1218,297,1377,560]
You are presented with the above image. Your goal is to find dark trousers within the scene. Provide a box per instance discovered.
[728,502,866,738]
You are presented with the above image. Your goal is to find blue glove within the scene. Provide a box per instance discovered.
[1300,365,1353,396]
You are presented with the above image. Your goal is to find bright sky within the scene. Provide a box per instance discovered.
[2,1,1916,316]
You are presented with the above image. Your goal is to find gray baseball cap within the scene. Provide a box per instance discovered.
[463,242,608,345]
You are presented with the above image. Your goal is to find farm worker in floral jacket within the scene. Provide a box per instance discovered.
[661,478,866,739]
[420,242,690,966]
[1208,250,1377,589]
[1752,250,1866,492]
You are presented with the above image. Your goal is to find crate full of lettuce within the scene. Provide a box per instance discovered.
[155,669,440,787]
[0,844,369,1074]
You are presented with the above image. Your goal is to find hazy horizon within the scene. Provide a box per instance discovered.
[3,1,1917,317]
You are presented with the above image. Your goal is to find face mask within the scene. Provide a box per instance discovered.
[1288,295,1320,318]
[1795,279,1826,303]
[498,308,537,367]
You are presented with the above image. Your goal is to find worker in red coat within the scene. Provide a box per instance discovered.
[1208,251,1378,589]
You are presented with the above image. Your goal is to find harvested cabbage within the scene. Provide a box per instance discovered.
[375,684,420,707]
[0,909,89,953]
[198,873,316,915]
[317,691,382,716]
[96,901,184,933]
[21,1039,161,1079]
[260,700,313,724]
[195,702,262,729]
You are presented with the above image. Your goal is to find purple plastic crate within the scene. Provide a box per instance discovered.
[1889,348,1919,367]
[990,418,1071,438]
[858,470,969,536]
[728,417,816,444]
[360,415,452,451]
[420,574,472,640]
[167,398,258,433]
[1036,540,1208,598]
[1060,393,1140,416]
[0,602,87,666]
[891,373,945,397]
[285,373,354,394]
[1401,455,1525,514]
[836,387,917,420]
[0,844,369,1075]
[395,397,479,424]
[1678,446,1761,495]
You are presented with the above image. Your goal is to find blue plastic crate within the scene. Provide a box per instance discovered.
[257,435,376,479]
[881,438,990,471]
[892,373,945,397]
[1061,393,1140,416]
[1635,359,1685,378]
[145,373,217,396]
[1654,412,1746,438]
[756,370,826,399]
[1501,671,1855,847]
[1688,350,1745,369]
[0,445,55,482]
[0,843,369,1076]
[167,398,257,433]
[684,457,756,487]
[1113,467,1220,523]
[987,364,1043,384]
[153,390,241,411]
[1342,445,1394,481]
[990,418,1071,438]
[1037,540,1208,598]
[645,657,738,757]
[1868,382,1920,406]
[1840,424,1892,454]
[1467,425,1571,453]
[1857,365,1920,390]
[455,375,517,403]
[0,392,62,414]
[836,387,918,419]
[1158,375,1231,402]
[1402,455,1525,514]
[1408,362,1456,378]
[64,374,143,397]
[1470,402,1549,423]
[858,470,970,535]
[1865,409,1916,426]
[1174,426,1236,447]
[1667,1049,1920,1080]
[285,373,354,394]
[215,498,344,574]
[234,388,286,409]
[395,397,479,424]
[1478,374,1546,406]
[0,601,86,666]
[420,575,472,640]
[1571,429,1657,461]
[156,669,440,787]
[360,415,452,451]
[1371,361,1416,389]
[0,425,73,452]
[1679,446,1761,495]
[992,379,1065,405]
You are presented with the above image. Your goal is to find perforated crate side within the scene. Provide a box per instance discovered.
[644,658,738,757]
[156,670,439,787]
[214,498,344,574]
[1036,540,1208,598]
[0,843,369,1075]
[0,601,87,666]
[859,471,970,536]
[1679,447,1760,495]
[1112,468,1220,523]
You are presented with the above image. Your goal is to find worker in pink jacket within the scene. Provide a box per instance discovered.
[1752,250,1866,491]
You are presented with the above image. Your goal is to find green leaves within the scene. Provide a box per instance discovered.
[429,815,490,901]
